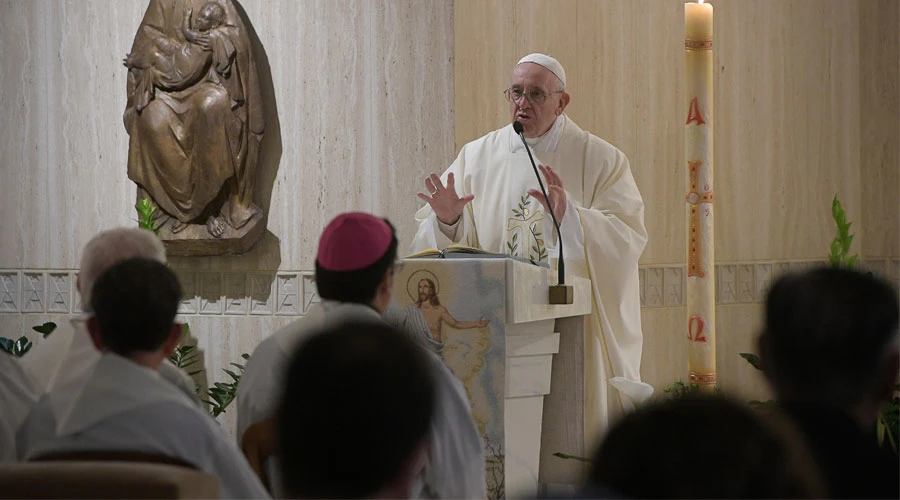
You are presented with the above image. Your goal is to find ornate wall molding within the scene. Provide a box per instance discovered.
[1,259,897,315]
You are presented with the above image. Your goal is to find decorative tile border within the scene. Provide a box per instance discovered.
[0,272,19,312]
[249,273,274,315]
[22,272,45,313]
[47,273,72,313]
[0,258,896,315]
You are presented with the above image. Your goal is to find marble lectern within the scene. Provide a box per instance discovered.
[391,257,590,498]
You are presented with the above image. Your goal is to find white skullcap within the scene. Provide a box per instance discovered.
[516,53,566,88]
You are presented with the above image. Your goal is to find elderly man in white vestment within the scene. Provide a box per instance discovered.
[17,227,200,404]
[412,54,651,446]
[237,212,485,499]
[0,353,37,462]
[15,258,269,499]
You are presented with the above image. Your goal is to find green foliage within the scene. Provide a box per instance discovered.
[167,324,249,417]
[0,336,33,357]
[204,353,250,418]
[663,379,702,399]
[167,324,204,379]
[31,322,57,338]
[135,198,160,235]
[828,195,858,269]
[876,385,899,454]
[739,352,762,370]
[1,322,56,357]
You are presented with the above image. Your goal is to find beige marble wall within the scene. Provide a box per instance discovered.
[0,0,454,432]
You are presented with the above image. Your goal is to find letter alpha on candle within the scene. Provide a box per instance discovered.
[686,97,706,126]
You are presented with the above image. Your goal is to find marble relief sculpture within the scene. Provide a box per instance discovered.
[124,0,265,255]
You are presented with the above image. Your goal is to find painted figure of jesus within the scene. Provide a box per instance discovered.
[415,278,488,343]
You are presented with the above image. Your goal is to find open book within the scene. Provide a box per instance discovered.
[404,244,550,267]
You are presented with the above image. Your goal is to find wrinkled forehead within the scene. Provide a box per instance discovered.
[510,62,558,90]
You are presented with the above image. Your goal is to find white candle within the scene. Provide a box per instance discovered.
[685,1,713,41]
[685,0,716,390]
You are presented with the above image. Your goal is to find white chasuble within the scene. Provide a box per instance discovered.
[412,115,651,447]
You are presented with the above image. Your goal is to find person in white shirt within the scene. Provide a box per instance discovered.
[16,258,269,499]
[237,212,486,498]
[278,320,436,498]
[0,353,37,463]
[19,227,199,403]
[412,53,651,446]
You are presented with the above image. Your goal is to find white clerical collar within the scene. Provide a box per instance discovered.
[510,114,566,153]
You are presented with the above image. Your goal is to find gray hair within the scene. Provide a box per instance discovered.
[78,228,166,310]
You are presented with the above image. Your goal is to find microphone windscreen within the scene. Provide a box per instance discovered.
[513,121,524,135]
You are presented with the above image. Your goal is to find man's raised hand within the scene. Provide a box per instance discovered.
[527,164,567,222]
[417,172,475,225]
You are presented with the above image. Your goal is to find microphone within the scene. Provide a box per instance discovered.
[513,121,573,305]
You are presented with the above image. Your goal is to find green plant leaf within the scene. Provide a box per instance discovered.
[0,337,14,355]
[830,240,842,259]
[739,352,762,370]
[847,255,858,269]
[842,233,854,253]
[32,322,57,337]
[14,337,33,356]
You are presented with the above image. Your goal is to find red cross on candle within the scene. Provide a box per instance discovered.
[686,160,714,278]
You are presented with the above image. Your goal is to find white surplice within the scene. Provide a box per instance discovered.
[15,353,269,499]
[412,115,652,447]
[18,317,201,407]
[0,353,38,463]
[236,301,486,499]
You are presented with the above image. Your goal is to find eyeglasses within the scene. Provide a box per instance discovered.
[504,87,564,105]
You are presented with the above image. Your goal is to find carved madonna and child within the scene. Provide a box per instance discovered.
[124,0,266,254]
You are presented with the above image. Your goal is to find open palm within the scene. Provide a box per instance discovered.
[527,164,567,222]
[417,172,475,225]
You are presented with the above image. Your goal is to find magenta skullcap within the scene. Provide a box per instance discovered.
[316,212,393,272]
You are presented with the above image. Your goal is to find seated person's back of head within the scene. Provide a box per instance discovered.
[89,257,181,357]
[278,321,436,499]
[586,394,825,499]
[758,266,900,499]
[18,258,269,499]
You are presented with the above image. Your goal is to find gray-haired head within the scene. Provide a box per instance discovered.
[78,227,166,311]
